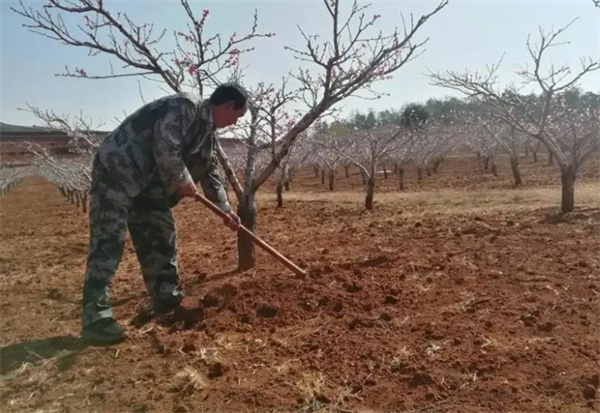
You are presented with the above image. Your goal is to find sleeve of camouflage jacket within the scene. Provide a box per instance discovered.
[152,100,195,193]
[199,142,232,213]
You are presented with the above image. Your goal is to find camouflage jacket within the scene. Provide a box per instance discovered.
[95,92,231,212]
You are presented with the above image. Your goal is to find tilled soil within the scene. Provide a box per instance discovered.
[0,155,599,413]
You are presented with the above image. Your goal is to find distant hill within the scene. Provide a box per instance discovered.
[0,122,113,144]
[0,122,54,133]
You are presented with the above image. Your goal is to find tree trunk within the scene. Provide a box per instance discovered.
[82,193,88,213]
[276,181,283,208]
[283,166,291,190]
[314,166,319,178]
[524,146,529,158]
[560,166,576,214]
[365,176,375,210]
[328,169,335,191]
[433,159,440,173]
[491,163,498,177]
[383,166,388,179]
[484,157,490,171]
[361,170,367,185]
[533,151,538,163]
[398,168,404,190]
[321,169,325,184]
[417,167,423,183]
[510,154,522,187]
[237,194,257,270]
[345,165,350,179]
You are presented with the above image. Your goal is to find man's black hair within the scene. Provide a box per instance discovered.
[209,82,249,110]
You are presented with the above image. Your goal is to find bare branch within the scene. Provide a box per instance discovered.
[254,0,448,189]
[10,0,275,93]
[428,19,599,170]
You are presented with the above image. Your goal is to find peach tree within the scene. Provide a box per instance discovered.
[12,0,448,270]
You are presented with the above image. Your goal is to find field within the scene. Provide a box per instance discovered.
[1,153,599,413]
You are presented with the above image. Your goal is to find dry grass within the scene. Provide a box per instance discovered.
[257,182,600,214]
[172,366,207,394]
[293,371,326,404]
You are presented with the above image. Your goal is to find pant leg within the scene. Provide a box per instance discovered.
[81,156,132,328]
[128,178,182,307]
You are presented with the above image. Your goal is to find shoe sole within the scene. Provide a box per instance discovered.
[81,330,128,343]
[153,301,183,315]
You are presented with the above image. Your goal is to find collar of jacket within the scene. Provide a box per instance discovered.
[199,99,215,132]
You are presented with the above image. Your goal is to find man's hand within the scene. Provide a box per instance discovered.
[175,181,198,198]
[223,211,241,231]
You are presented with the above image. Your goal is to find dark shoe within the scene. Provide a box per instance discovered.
[153,298,183,315]
[81,318,127,343]
[153,290,184,315]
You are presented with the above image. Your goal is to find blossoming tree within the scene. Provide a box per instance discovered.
[12,0,448,269]
[429,20,599,213]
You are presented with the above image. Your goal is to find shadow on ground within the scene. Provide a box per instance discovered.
[0,335,98,375]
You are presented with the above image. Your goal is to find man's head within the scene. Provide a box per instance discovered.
[209,82,249,128]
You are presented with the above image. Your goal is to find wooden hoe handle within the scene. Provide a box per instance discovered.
[194,192,307,277]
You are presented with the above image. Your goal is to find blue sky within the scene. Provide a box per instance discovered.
[1,0,598,129]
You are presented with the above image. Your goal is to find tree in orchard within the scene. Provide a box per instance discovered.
[482,121,526,187]
[0,166,34,196]
[13,0,449,270]
[16,106,107,210]
[524,136,543,162]
[273,138,312,208]
[389,131,416,190]
[219,80,310,208]
[410,120,458,185]
[460,123,502,177]
[543,93,599,210]
[428,19,599,213]
[457,105,527,185]
[332,123,405,210]
[309,122,350,191]
[24,142,93,211]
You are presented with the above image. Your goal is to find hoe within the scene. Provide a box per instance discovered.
[194,192,307,278]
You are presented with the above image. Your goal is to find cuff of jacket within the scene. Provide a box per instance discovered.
[173,168,194,188]
[217,199,233,213]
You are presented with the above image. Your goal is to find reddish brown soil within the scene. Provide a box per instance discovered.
[0,154,599,413]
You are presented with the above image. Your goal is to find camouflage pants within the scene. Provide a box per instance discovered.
[81,156,182,328]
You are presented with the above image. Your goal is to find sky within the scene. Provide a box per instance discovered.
[1,0,598,130]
